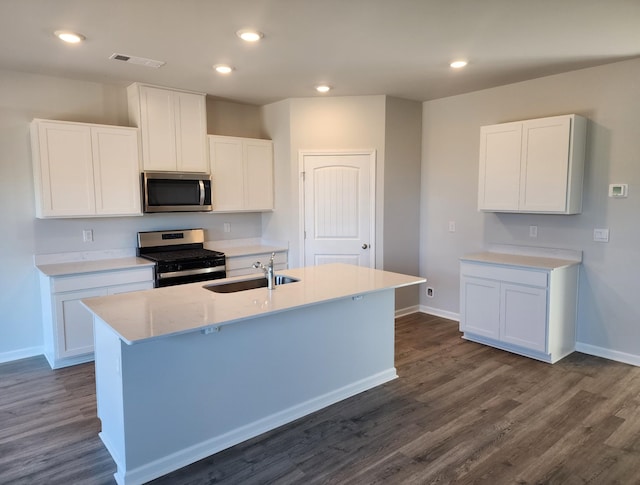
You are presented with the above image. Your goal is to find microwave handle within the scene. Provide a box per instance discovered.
[198,180,205,206]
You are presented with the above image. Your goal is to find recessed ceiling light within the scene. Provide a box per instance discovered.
[236,29,264,42]
[450,60,468,69]
[315,85,331,93]
[214,64,234,74]
[54,30,85,43]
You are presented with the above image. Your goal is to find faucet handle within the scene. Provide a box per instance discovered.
[252,261,262,269]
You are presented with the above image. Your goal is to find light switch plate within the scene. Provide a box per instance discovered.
[529,225,538,238]
[593,228,609,243]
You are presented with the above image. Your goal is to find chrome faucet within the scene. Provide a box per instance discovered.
[252,252,276,290]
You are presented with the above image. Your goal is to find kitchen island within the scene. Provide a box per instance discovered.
[82,263,424,485]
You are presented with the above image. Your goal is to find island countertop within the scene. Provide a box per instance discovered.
[82,263,425,345]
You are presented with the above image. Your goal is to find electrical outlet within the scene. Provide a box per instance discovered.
[448,221,456,233]
[223,223,231,233]
[82,229,93,243]
[593,228,609,243]
[529,225,538,238]
[426,287,434,298]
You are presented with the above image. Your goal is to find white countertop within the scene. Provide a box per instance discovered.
[460,252,580,270]
[216,244,288,258]
[205,238,288,258]
[36,257,155,277]
[82,263,425,345]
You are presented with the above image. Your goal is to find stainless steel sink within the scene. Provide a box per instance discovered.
[205,275,299,293]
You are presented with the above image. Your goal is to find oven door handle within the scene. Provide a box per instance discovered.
[199,180,205,206]
[158,266,226,280]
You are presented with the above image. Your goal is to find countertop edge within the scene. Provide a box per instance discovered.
[460,251,581,270]
[36,257,155,277]
[82,264,425,345]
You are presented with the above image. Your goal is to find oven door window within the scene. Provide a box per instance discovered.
[147,179,211,207]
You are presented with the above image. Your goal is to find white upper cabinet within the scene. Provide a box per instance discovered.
[478,114,587,214]
[91,126,143,215]
[128,83,208,173]
[31,119,142,218]
[208,135,274,212]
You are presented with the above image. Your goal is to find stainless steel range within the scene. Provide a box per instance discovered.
[137,228,226,287]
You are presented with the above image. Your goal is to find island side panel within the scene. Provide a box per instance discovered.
[93,317,127,470]
[112,290,395,484]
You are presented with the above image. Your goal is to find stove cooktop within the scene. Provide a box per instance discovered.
[139,248,225,263]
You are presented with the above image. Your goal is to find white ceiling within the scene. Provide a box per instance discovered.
[1,0,639,106]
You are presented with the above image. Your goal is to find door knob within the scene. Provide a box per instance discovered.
[362,244,369,249]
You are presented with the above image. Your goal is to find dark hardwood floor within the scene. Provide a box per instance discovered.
[2,313,640,484]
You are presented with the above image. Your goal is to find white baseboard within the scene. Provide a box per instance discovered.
[0,346,43,365]
[419,305,460,322]
[575,342,640,367]
[116,368,398,485]
[395,305,421,318]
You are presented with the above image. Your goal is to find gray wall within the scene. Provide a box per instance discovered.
[206,98,265,139]
[0,70,262,360]
[420,58,640,361]
[383,97,422,310]
[262,96,387,268]
[262,95,423,311]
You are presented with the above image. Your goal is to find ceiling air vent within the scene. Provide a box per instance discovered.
[109,53,165,68]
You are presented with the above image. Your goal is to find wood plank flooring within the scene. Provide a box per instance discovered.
[1,313,640,484]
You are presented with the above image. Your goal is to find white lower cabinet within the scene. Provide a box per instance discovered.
[40,267,153,369]
[460,258,579,363]
[226,251,288,277]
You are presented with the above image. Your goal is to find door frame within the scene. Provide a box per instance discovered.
[298,149,377,268]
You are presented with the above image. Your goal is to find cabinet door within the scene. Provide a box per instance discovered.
[91,126,142,215]
[478,122,522,211]
[209,136,245,210]
[174,91,208,172]
[139,86,177,171]
[34,121,95,217]
[500,283,547,353]
[460,276,500,339]
[54,288,107,359]
[519,116,571,212]
[244,139,274,210]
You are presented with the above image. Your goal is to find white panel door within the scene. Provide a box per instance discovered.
[91,126,141,215]
[303,152,374,268]
[174,91,208,172]
[209,136,245,210]
[244,139,274,210]
[478,122,522,211]
[55,288,106,359]
[140,86,177,171]
[36,121,95,217]
[501,283,548,352]
[519,116,571,212]
[460,276,501,339]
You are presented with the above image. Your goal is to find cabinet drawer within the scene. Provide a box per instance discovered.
[226,252,287,272]
[460,262,547,288]
[51,267,154,293]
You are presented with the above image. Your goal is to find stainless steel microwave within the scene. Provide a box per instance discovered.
[142,172,212,213]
